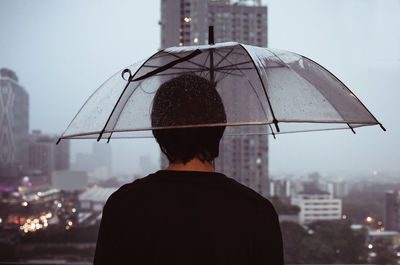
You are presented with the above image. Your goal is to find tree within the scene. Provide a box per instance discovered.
[280,221,308,264]
[0,242,18,261]
[298,220,368,264]
[269,196,300,215]
[342,191,384,223]
[371,238,397,265]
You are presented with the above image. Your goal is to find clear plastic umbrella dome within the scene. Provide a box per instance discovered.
[58,41,385,143]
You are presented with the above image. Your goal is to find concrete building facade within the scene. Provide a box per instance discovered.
[160,0,267,47]
[291,190,342,225]
[0,68,29,176]
[28,130,70,180]
[384,190,400,231]
[73,143,112,181]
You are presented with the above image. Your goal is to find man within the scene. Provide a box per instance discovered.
[94,74,284,264]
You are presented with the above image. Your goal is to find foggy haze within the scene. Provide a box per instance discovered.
[0,0,399,176]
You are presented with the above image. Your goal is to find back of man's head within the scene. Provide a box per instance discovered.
[151,74,226,164]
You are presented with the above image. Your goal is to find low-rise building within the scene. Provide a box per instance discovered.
[78,187,117,226]
[291,189,342,225]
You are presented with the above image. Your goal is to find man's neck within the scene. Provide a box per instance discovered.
[166,158,215,172]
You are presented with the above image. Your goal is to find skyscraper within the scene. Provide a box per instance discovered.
[0,68,29,177]
[72,143,112,181]
[161,0,267,47]
[28,130,70,179]
[159,0,270,197]
[385,190,400,231]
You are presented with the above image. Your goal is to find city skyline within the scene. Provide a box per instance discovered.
[1,1,399,263]
[0,0,398,176]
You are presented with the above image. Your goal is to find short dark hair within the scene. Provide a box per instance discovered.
[151,74,226,164]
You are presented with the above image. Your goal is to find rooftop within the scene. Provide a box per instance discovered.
[79,187,117,203]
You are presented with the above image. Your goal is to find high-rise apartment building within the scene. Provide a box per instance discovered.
[385,190,400,231]
[28,130,70,179]
[0,68,29,177]
[72,143,112,180]
[208,1,267,47]
[159,0,269,197]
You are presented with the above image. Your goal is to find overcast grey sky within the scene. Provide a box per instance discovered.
[1,0,399,176]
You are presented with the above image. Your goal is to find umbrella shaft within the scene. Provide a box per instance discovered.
[210,49,214,84]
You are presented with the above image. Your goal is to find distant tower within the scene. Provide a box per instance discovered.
[159,0,270,197]
[28,130,70,180]
[29,131,55,179]
[92,143,112,178]
[0,68,29,176]
[54,139,70,171]
[385,190,400,231]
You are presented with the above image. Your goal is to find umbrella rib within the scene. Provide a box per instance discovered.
[238,44,280,133]
[106,82,149,142]
[268,124,276,139]
[214,70,243,77]
[213,48,235,68]
[215,60,253,70]
[217,65,284,71]
[168,52,209,69]
[202,52,210,68]
[215,67,254,71]
[133,49,203,81]
[146,69,211,77]
[198,52,211,80]
[213,50,247,78]
[142,65,205,71]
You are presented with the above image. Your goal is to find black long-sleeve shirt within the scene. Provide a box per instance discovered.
[94,170,284,265]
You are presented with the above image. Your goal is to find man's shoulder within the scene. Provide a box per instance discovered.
[105,175,151,204]
[225,177,276,211]
[106,171,275,214]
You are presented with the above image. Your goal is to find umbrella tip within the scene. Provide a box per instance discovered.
[208,26,214,45]
[346,123,356,134]
[273,120,280,133]
[56,138,61,145]
[380,123,387,132]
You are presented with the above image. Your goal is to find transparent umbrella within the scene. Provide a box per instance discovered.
[57,32,385,143]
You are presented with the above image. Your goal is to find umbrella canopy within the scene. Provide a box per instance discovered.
[58,41,384,143]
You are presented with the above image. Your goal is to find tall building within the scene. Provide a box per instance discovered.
[385,190,400,231]
[159,0,269,196]
[54,139,70,171]
[161,0,267,47]
[72,143,112,181]
[208,0,267,47]
[28,130,70,179]
[0,68,29,176]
